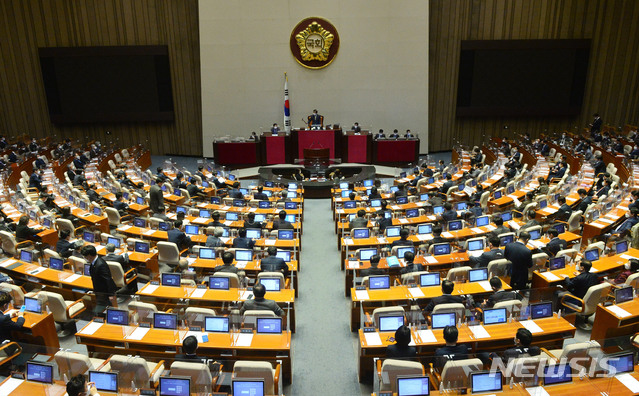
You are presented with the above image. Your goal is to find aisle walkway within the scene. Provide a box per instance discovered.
[287,199,372,395]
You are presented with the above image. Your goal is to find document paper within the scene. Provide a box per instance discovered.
[364,332,382,346]
[520,320,543,334]
[79,322,103,335]
[469,325,490,339]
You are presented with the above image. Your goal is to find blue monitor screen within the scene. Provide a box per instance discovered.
[529,229,541,240]
[235,249,252,261]
[530,302,553,320]
[133,218,146,227]
[553,223,565,234]
[259,277,281,291]
[275,250,291,262]
[433,244,450,256]
[254,214,266,222]
[340,182,349,189]
[161,273,181,287]
[476,216,490,227]
[257,317,282,333]
[397,196,408,204]
[175,206,187,214]
[543,364,572,386]
[549,256,566,270]
[397,246,415,258]
[406,208,419,218]
[448,220,462,231]
[199,247,215,259]
[397,376,430,396]
[226,212,239,221]
[135,242,150,253]
[20,250,33,263]
[199,209,210,218]
[469,268,488,282]
[26,362,53,384]
[24,297,41,313]
[233,199,246,207]
[433,206,444,215]
[84,264,91,276]
[615,240,629,254]
[539,199,548,209]
[136,197,145,205]
[106,308,129,325]
[259,201,272,208]
[285,202,298,209]
[471,372,502,394]
[344,201,356,209]
[615,286,634,304]
[359,248,377,261]
[386,226,401,237]
[93,207,102,216]
[369,275,390,290]
[245,229,261,239]
[499,235,514,246]
[159,222,170,231]
[341,190,351,198]
[390,186,399,193]
[456,202,467,211]
[483,308,507,325]
[417,224,432,234]
[49,257,64,270]
[467,239,484,251]
[83,231,95,243]
[89,371,118,392]
[204,316,229,333]
[173,189,181,197]
[209,276,230,290]
[379,315,404,332]
[500,212,512,221]
[185,225,199,235]
[431,312,456,329]
[584,248,599,262]
[288,183,297,190]
[285,214,296,223]
[278,230,294,240]
[420,193,429,201]
[494,190,502,199]
[364,179,374,187]
[420,273,440,287]
[154,313,178,330]
[606,353,634,375]
[353,229,370,239]
[159,377,190,396]
[232,380,264,396]
[370,199,381,208]
[210,197,221,204]
[264,181,274,187]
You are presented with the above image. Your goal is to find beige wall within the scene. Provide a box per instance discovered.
[199,0,429,157]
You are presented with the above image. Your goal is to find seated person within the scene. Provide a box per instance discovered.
[205,227,224,248]
[503,328,540,359]
[515,192,535,213]
[243,212,264,230]
[15,215,39,242]
[253,186,269,201]
[519,209,539,230]
[439,174,454,194]
[400,251,423,275]
[113,192,129,216]
[56,229,74,258]
[434,325,469,366]
[368,186,381,200]
[152,207,171,222]
[228,182,244,199]
[213,251,238,274]
[240,283,283,316]
[391,228,413,248]
[260,246,289,276]
[487,215,510,239]
[484,277,521,308]
[349,209,368,231]
[232,228,256,249]
[554,259,600,311]
[360,254,385,278]
[440,202,457,223]
[554,196,572,222]
[59,206,80,226]
[272,210,294,230]
[425,280,463,313]
[613,258,639,284]
[0,291,25,342]
[167,220,193,250]
[386,325,417,358]
[175,335,204,362]
[469,236,503,269]
[544,228,567,256]
[66,375,99,396]
[209,211,224,228]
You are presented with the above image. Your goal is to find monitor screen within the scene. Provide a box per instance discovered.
[359,248,377,261]
[83,231,95,243]
[20,250,33,263]
[199,247,215,259]
[364,179,374,187]
[530,302,553,320]
[507,185,515,194]
[204,316,229,333]
[397,196,409,205]
[173,189,181,197]
[475,216,490,227]
[235,249,252,262]
[469,268,488,282]
[606,352,634,375]
[278,230,294,240]
[549,256,566,270]
[49,257,64,270]
[210,197,220,204]
[275,250,291,262]
[259,278,281,292]
[285,202,298,209]
[89,371,118,392]
[500,211,512,221]
[420,273,440,287]
[199,209,210,218]
[615,240,629,254]
[467,239,484,251]
[431,312,456,329]
[107,237,121,247]
[209,276,230,290]
[93,207,102,216]
[494,190,502,199]
[353,229,370,239]
[176,206,187,214]
[499,235,514,246]
[135,241,150,253]
[287,191,299,199]
[543,364,572,386]
[406,208,419,218]
[256,317,282,334]
[285,214,296,223]
[239,188,249,195]
[183,225,199,235]
[259,201,272,208]
[615,286,634,304]
[158,221,170,231]
[43,217,52,228]
[344,201,357,209]
[232,380,265,396]
[379,315,404,332]
[448,220,462,231]
[254,214,266,222]
[397,246,416,258]
[133,217,146,227]
[84,263,91,276]
[456,202,468,211]
[470,371,502,394]
[341,190,351,198]
[529,229,541,240]
[79,200,87,210]
[136,196,145,205]
[246,229,261,239]
[483,308,507,325]
[386,226,401,237]
[417,224,432,234]
[264,181,274,187]
[420,193,429,201]
[433,206,444,215]
[161,273,181,287]
[288,183,297,190]
[228,174,236,181]
[390,186,399,193]
[584,248,599,262]
[432,243,451,256]
[553,223,565,234]
[26,362,53,384]
[106,308,129,325]
[370,199,381,208]
[339,182,349,189]
[24,296,42,313]
[397,376,430,396]
[539,199,548,209]
[368,275,390,290]
[159,377,191,396]
[153,312,178,330]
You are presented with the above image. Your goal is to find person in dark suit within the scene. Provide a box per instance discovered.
[434,326,469,366]
[175,335,204,362]
[205,227,224,248]
[309,109,322,128]
[239,283,283,316]
[103,243,130,271]
[16,215,39,242]
[374,129,386,139]
[29,170,44,191]
[272,210,294,230]
[168,220,193,250]
[470,237,503,269]
[628,190,639,211]
[504,328,541,359]
[368,187,381,200]
[576,188,592,212]
[228,182,244,199]
[484,277,522,308]
[440,202,457,223]
[253,186,269,201]
[592,155,606,177]
[400,251,423,275]
[0,292,25,341]
[82,245,117,313]
[589,113,603,135]
[72,153,85,170]
[545,228,567,256]
[56,229,74,258]
[349,209,368,231]
[389,129,400,139]
[504,231,533,290]
[360,254,386,278]
[260,246,289,276]
[270,123,280,134]
[352,122,361,132]
[439,174,454,194]
[404,129,415,138]
[596,179,612,198]
[244,212,263,230]
[519,210,540,231]
[232,228,255,249]
[213,251,238,274]
[85,184,101,203]
[386,325,417,358]
[554,196,572,222]
[487,216,511,240]
[391,228,413,248]
[113,192,129,216]
[149,178,165,213]
[425,280,463,313]
[66,165,76,183]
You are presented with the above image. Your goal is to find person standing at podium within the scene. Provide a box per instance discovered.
[309,109,322,129]
[271,123,280,134]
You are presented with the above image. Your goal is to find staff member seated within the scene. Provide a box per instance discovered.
[240,283,283,316]
[391,228,413,248]
[360,254,385,278]
[386,325,417,358]
[424,280,463,313]
[66,375,99,396]
[434,325,469,366]
[260,246,289,276]
[213,251,239,274]
[470,237,503,269]
[400,251,423,275]
[175,335,204,362]
[484,277,521,308]
[554,259,600,311]
[504,328,540,359]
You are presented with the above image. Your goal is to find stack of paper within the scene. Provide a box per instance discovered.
[408,288,425,298]
[416,329,437,343]
[235,333,254,347]
[127,327,150,340]
[141,284,159,294]
[469,325,490,339]
[80,322,103,335]
[364,332,382,346]
[520,320,543,333]
[354,290,370,300]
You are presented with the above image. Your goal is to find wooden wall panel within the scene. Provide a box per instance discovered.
[429,0,639,152]
[0,0,201,156]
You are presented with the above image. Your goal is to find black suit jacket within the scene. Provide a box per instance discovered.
[425,294,463,313]
[564,272,600,299]
[400,263,424,275]
[310,113,321,125]
[360,267,386,278]
[272,220,294,230]
[440,181,454,194]
[167,229,192,250]
[546,237,567,256]
[577,196,592,212]
[386,344,417,358]
[56,239,74,257]
[232,237,255,249]
[555,204,572,221]
[260,256,288,276]
[104,252,130,271]
[593,160,606,176]
[470,248,504,269]
[0,313,24,341]
[16,223,39,241]
[486,290,521,308]
[149,185,164,212]
[90,257,118,304]
[504,241,532,289]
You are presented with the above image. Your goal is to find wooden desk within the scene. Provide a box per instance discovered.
[591,297,639,342]
[11,311,59,352]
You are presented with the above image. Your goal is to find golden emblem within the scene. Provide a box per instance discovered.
[295,22,334,62]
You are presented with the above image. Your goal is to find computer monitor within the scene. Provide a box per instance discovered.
[363,179,374,187]
[390,186,399,193]
[584,248,600,262]
[235,249,252,262]
[499,234,514,246]
[543,364,572,386]
[615,240,629,254]
[384,211,392,219]
[605,352,635,375]
[396,196,408,205]
[26,362,53,384]
[475,215,490,227]
[264,181,274,188]
[432,243,451,256]
[226,212,239,221]
[339,182,349,189]
[455,202,468,211]
[259,201,271,208]
[228,174,236,181]
[175,206,187,214]
[352,228,370,239]
[19,250,32,263]
[79,200,87,210]
[420,193,429,201]
[287,191,299,199]
[285,214,296,223]
[89,371,118,393]
[256,317,282,334]
[106,308,129,325]
[285,201,298,210]
[615,286,634,304]
[209,276,230,290]
[49,257,64,271]
[469,268,488,282]
[357,248,377,261]
[417,224,432,234]
[448,220,462,231]
[198,209,210,218]
[400,171,407,178]
[539,199,548,209]
[133,217,146,228]
[195,247,214,260]
[24,296,42,313]
[136,196,145,205]
[553,223,565,234]
[420,273,440,287]
[232,379,265,396]
[529,229,541,240]
[83,231,95,243]
[530,302,553,320]
[368,275,390,290]
[379,315,404,332]
[341,190,351,198]
[470,371,502,394]
[397,246,416,258]
[386,226,401,237]
[549,256,566,270]
[500,211,512,221]
[204,316,229,333]
[397,375,430,396]
[245,228,261,239]
[161,273,181,287]
[287,183,297,190]
[406,208,419,218]
[153,312,178,330]
[431,312,456,329]
[467,239,484,252]
[158,221,170,231]
[159,377,191,396]
[239,188,249,196]
[494,190,502,199]
[483,307,507,325]
[135,241,150,253]
[84,263,91,276]
[278,229,295,240]
[344,201,357,209]
[507,185,515,194]
[173,189,181,197]
[433,206,444,215]
[93,207,102,216]
[107,236,121,248]
[259,277,281,292]
[370,199,381,208]
[254,214,266,222]
[275,250,291,262]
[42,217,52,228]
[210,197,221,204]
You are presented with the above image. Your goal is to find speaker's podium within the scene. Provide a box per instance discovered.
[292,128,342,161]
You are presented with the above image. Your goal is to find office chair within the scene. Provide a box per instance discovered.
[376,359,424,393]
[109,355,164,389]
[54,350,110,379]
[170,361,215,394]
[560,283,611,330]
[233,361,281,396]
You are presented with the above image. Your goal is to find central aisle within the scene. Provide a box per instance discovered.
[287,199,372,395]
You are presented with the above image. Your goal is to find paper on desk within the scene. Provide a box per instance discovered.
[235,261,249,269]
[0,378,23,394]
[364,332,382,346]
[616,373,639,393]
[79,321,103,335]
[398,218,409,224]
[223,220,233,226]
[471,227,483,234]
[141,284,159,294]
[29,267,46,275]
[264,239,276,246]
[417,329,438,343]
[119,225,132,231]
[526,387,550,396]
[377,237,387,244]
[529,240,545,248]
[239,290,252,300]
[220,237,230,244]
[190,288,206,298]
[607,305,632,318]
[424,256,438,264]
[390,205,401,211]
[469,325,490,339]
[347,260,359,269]
[0,259,16,268]
[64,274,82,283]
[520,320,543,334]
[428,215,437,221]
[416,234,433,241]
[409,287,425,298]
[511,197,521,207]
[485,224,497,231]
[127,327,150,340]
[143,229,155,236]
[541,272,561,281]
[508,221,521,230]
[186,257,196,265]
[621,254,639,260]
[185,331,208,343]
[598,218,615,224]
[235,333,253,347]
[478,281,492,291]
[441,232,454,238]
[354,290,370,300]
[344,238,354,245]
